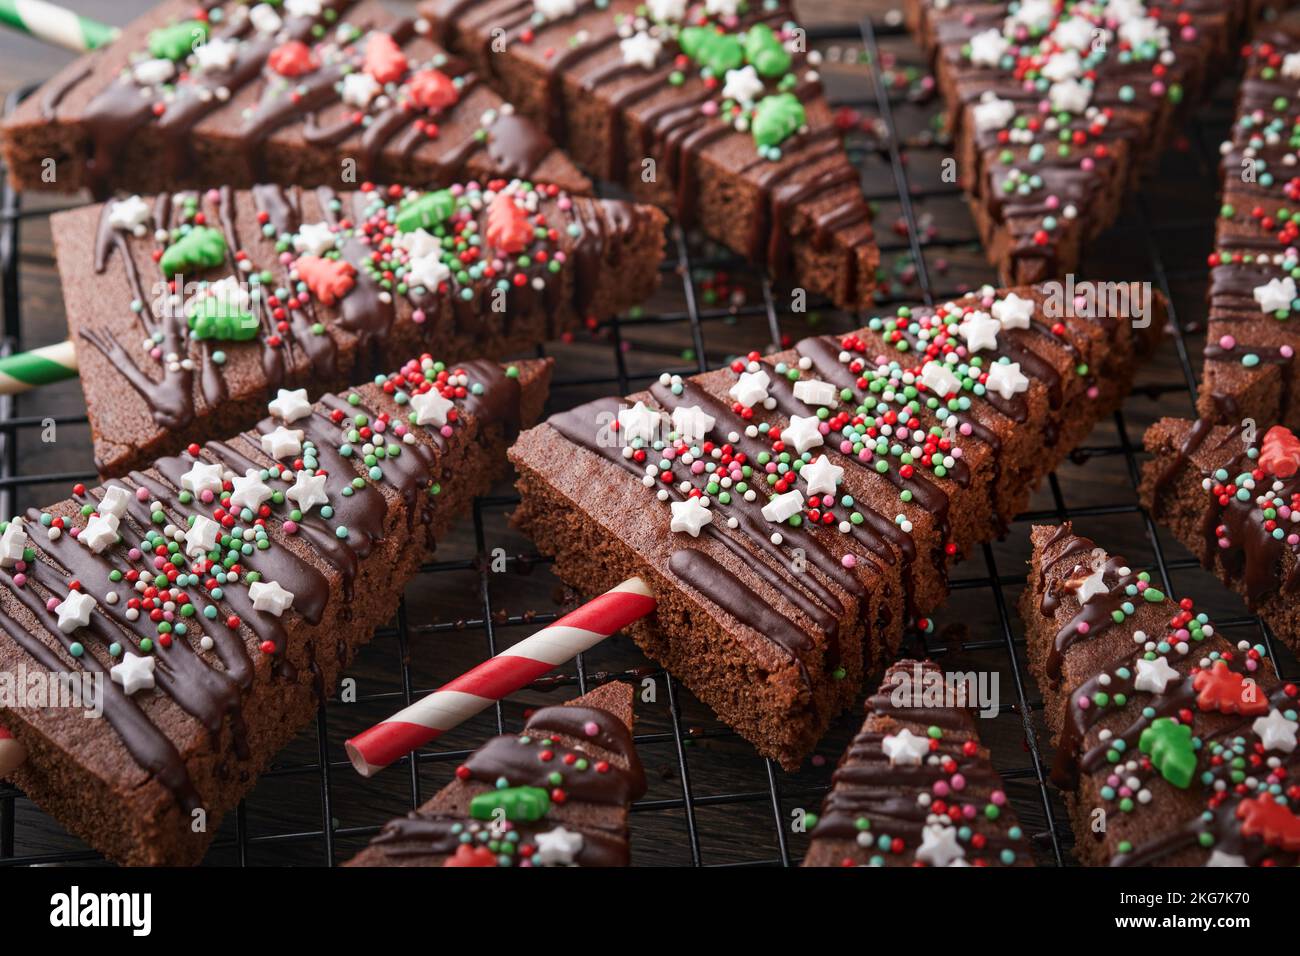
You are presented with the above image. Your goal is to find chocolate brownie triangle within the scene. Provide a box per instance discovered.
[803,659,1030,867]
[1,0,591,197]
[53,179,664,476]
[906,0,1244,284]
[0,355,551,866]
[1203,32,1300,432]
[509,282,1163,768]
[1022,523,1300,866]
[417,0,878,311]
[1141,416,1300,655]
[347,680,643,866]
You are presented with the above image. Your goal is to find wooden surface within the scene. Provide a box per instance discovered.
[0,1,1289,868]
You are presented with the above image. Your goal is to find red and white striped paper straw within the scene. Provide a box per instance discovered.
[0,725,26,777]
[345,576,656,777]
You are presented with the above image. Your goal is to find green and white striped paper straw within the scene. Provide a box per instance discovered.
[0,340,79,395]
[0,0,118,53]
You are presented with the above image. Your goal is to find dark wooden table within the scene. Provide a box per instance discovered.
[0,1,1284,867]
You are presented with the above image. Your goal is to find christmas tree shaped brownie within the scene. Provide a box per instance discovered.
[417,0,877,310]
[0,354,551,866]
[1,0,591,197]
[348,680,643,866]
[1141,417,1300,656]
[1204,33,1300,432]
[54,179,664,476]
[906,0,1242,284]
[509,282,1163,768]
[1023,523,1300,866]
[803,660,1030,867]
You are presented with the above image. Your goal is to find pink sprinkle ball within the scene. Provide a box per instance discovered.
[200,490,214,503]
[991,790,1007,806]
[411,309,426,325]
[702,100,719,116]
[372,418,387,433]
[450,183,465,196]
[1081,157,1095,172]
[933,780,950,797]
[1283,346,1295,359]
[1086,385,1100,399]
[1077,695,1091,710]
[557,196,572,211]
[841,554,856,569]
[583,721,599,737]
[136,487,149,501]
[690,461,705,475]
[950,773,967,791]
[205,188,221,204]
[128,548,142,560]
[962,804,976,820]
[1219,334,1236,350]
[283,520,298,534]
[12,573,25,588]
[1076,621,1090,635]
[45,597,59,612]
[440,425,454,439]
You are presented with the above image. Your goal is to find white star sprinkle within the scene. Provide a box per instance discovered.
[671,405,715,442]
[98,485,131,519]
[920,361,961,397]
[800,455,843,497]
[792,379,838,407]
[992,292,1034,329]
[669,497,713,537]
[620,31,661,70]
[268,387,313,423]
[229,469,274,512]
[1252,709,1299,753]
[958,311,1000,352]
[109,195,151,235]
[292,222,336,257]
[54,590,96,634]
[534,826,585,866]
[761,489,805,524]
[1254,276,1296,314]
[185,515,222,557]
[916,824,966,867]
[968,28,1009,67]
[181,461,225,498]
[111,653,157,696]
[261,426,304,460]
[0,519,25,567]
[1134,656,1181,695]
[286,471,329,513]
[722,64,764,103]
[985,361,1029,402]
[617,401,661,444]
[729,369,771,407]
[410,388,455,428]
[79,513,120,554]
[782,415,825,454]
[882,728,929,766]
[249,579,296,617]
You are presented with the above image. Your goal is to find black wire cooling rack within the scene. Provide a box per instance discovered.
[0,14,1291,868]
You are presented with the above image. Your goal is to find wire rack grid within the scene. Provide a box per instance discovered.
[0,14,1288,868]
